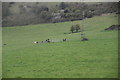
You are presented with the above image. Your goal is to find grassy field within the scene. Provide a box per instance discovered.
[2,14,118,78]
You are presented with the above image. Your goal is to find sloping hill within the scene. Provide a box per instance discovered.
[2,14,118,78]
[9,2,60,14]
[9,2,100,14]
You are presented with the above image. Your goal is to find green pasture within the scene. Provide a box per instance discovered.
[2,14,118,78]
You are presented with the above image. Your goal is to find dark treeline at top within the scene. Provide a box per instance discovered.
[2,2,119,27]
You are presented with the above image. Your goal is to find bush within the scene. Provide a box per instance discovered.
[70,24,80,33]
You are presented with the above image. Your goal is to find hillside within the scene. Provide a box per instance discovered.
[2,2,118,27]
[2,14,118,78]
[9,2,60,14]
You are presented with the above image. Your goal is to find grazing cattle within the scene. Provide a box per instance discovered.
[63,38,67,42]
[3,44,7,45]
[47,40,50,43]
[33,41,39,44]
[46,39,50,43]
[81,38,88,41]
[48,39,50,43]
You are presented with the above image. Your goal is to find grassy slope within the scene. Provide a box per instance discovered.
[2,14,118,78]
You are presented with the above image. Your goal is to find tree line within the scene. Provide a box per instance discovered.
[2,2,119,27]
